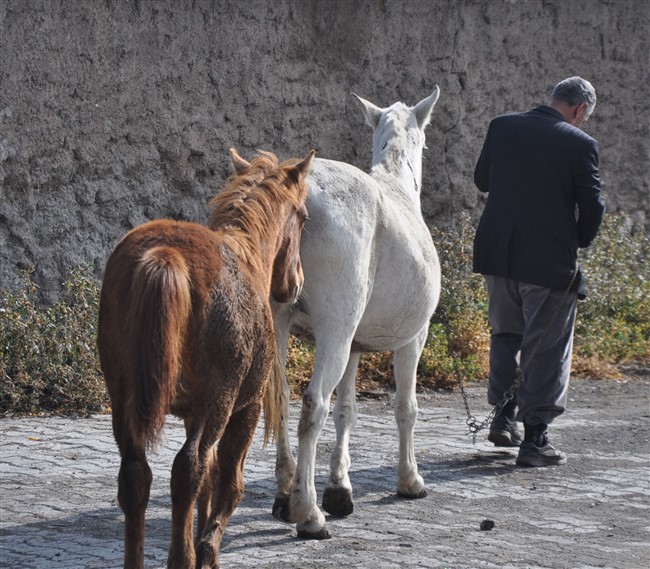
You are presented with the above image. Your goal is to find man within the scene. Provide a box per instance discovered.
[473,76,605,467]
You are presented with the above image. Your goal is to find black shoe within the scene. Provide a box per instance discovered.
[488,401,522,447]
[516,440,567,467]
[488,421,523,447]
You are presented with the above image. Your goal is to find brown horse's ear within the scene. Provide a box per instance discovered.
[230,148,251,174]
[290,149,316,181]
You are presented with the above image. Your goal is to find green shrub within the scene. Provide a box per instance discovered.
[573,214,650,374]
[0,266,107,415]
[419,213,491,388]
[286,335,315,395]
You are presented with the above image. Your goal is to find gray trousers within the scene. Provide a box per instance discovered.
[485,275,578,427]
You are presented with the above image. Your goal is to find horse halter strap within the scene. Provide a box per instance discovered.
[406,158,419,192]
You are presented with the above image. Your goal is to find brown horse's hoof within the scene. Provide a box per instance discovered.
[322,486,354,517]
[196,539,218,569]
[397,487,428,499]
[272,496,292,523]
[297,526,332,540]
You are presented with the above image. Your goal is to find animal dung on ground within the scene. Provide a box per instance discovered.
[480,519,496,531]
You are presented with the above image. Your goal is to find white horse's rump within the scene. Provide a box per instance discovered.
[273,89,442,539]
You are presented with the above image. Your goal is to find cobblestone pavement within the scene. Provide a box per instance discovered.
[1,378,649,569]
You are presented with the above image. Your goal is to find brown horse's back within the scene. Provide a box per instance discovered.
[99,219,274,447]
[99,220,218,447]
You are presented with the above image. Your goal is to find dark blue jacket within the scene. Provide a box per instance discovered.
[473,105,605,298]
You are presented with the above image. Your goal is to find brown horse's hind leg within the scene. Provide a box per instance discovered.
[168,411,229,569]
[196,436,218,545]
[196,403,262,569]
[168,434,203,569]
[112,404,152,569]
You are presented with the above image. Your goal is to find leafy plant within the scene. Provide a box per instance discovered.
[421,212,491,388]
[0,266,106,415]
[573,214,650,375]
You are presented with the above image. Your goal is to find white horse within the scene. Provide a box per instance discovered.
[272,88,442,539]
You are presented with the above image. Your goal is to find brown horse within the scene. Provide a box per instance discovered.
[97,149,314,569]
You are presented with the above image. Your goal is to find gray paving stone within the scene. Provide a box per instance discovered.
[0,378,648,568]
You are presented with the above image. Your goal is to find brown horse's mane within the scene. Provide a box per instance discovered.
[208,151,307,274]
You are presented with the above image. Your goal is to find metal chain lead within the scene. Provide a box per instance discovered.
[457,363,522,444]
[455,267,579,444]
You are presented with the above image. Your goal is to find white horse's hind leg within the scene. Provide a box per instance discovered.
[273,377,296,523]
[290,337,355,539]
[271,310,297,523]
[393,327,428,498]
[322,351,360,517]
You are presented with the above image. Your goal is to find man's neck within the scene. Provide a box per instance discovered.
[549,100,575,123]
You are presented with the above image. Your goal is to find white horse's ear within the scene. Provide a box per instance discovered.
[290,149,316,180]
[230,148,251,174]
[413,86,440,130]
[351,93,383,130]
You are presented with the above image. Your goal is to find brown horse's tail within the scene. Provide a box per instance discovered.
[262,344,287,446]
[126,246,192,448]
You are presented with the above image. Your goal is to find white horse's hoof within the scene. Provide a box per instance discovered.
[295,508,330,539]
[397,472,427,499]
[322,486,354,517]
[297,526,332,540]
[397,487,428,499]
[272,495,292,523]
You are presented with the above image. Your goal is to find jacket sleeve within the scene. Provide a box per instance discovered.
[474,122,493,193]
[575,140,605,248]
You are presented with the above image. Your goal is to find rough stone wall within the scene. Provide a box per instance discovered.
[1,0,648,301]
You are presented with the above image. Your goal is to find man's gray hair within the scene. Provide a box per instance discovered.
[552,76,597,115]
